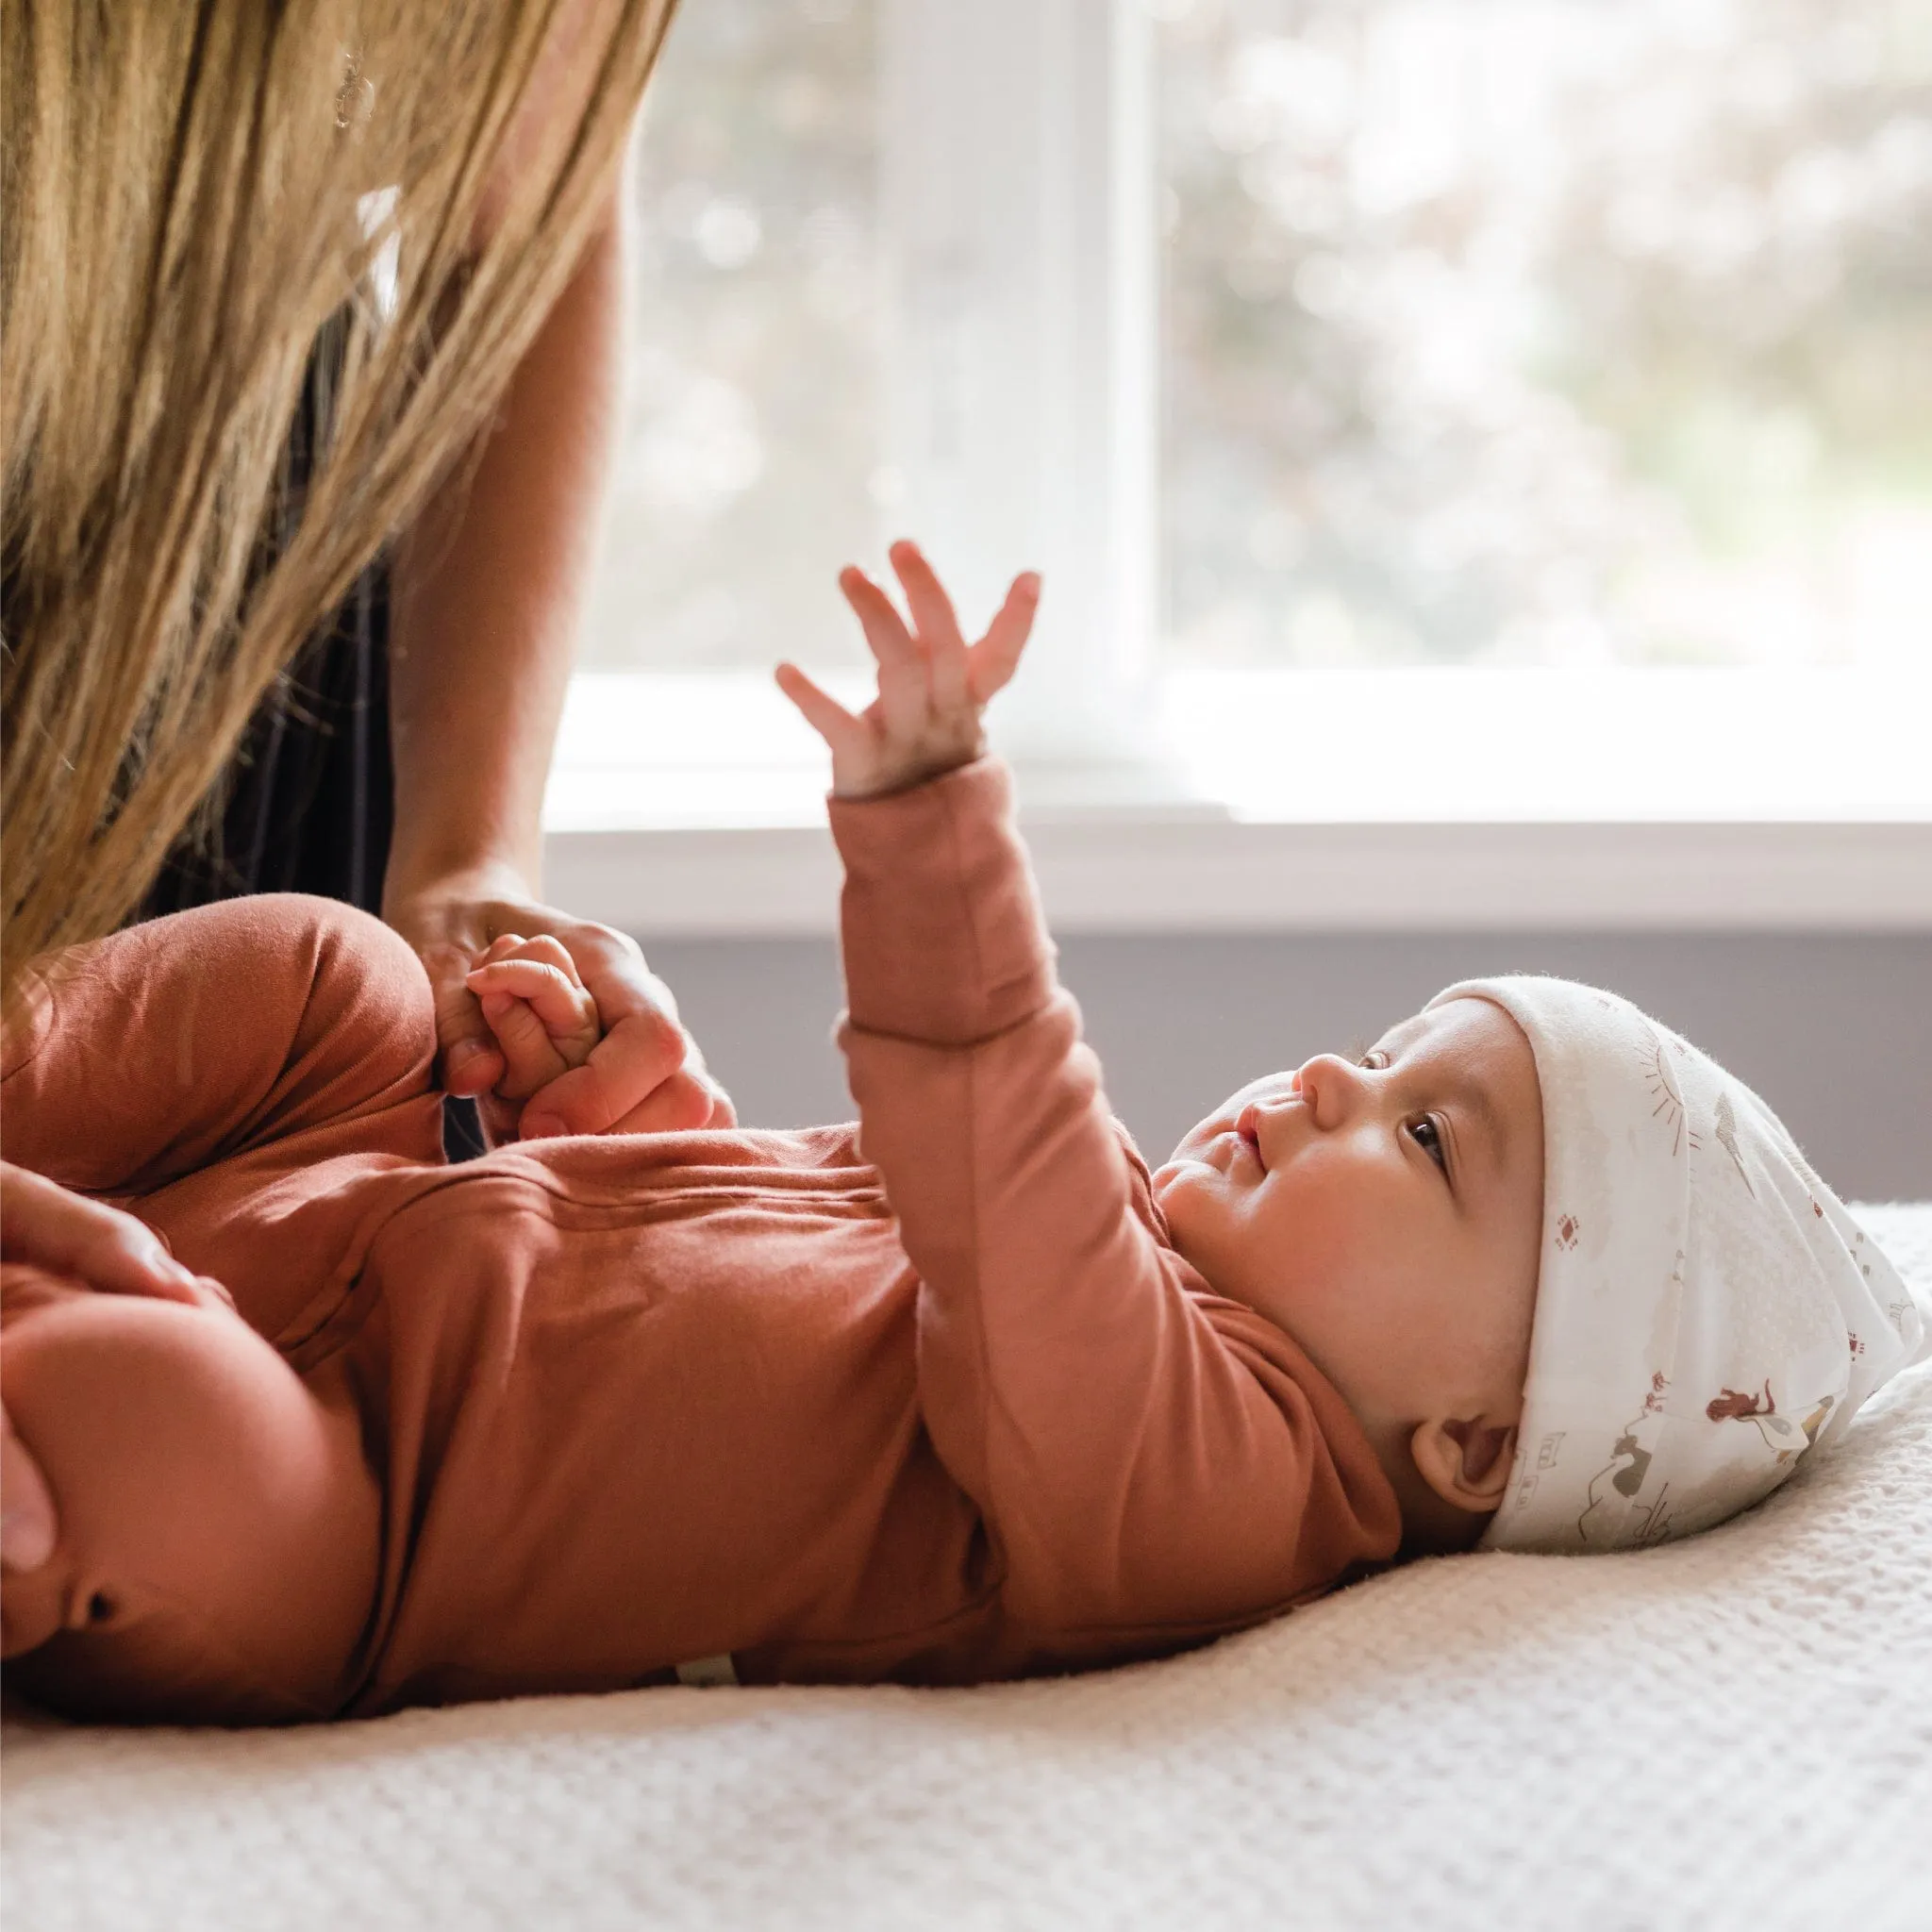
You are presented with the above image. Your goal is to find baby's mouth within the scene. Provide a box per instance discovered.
[1235,1105,1265,1173]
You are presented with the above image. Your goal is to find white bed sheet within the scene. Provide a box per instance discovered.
[5,1205,1929,1932]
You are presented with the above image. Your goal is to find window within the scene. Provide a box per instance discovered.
[1159,0,1932,671]
[582,0,881,674]
[558,0,1931,922]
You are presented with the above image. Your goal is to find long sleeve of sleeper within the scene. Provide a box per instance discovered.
[831,759,1400,1661]
[2,897,445,1343]
[3,896,440,1200]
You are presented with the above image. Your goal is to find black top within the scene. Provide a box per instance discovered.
[142,320,393,921]
[140,569,393,919]
[136,331,491,1161]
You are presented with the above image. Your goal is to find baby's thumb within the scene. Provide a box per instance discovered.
[420,942,504,1097]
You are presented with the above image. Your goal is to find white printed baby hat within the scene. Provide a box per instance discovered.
[1426,976,1927,1555]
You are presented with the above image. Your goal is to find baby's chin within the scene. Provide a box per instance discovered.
[1151,1142,1224,1199]
[1146,1152,1230,1250]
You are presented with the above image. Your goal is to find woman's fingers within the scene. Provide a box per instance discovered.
[418,941,508,1098]
[391,898,726,1140]
[386,893,506,1098]
[519,1009,690,1138]
[516,925,692,1137]
[968,570,1042,703]
[0,1159,246,1576]
[605,1065,725,1136]
[0,1164,200,1304]
[676,1040,739,1129]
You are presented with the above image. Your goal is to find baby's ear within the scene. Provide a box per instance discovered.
[1410,1416,1517,1515]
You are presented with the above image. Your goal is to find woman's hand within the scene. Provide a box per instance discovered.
[384,882,735,1143]
[1,1164,204,1574]
[776,541,1040,801]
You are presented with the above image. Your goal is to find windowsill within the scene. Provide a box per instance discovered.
[544,668,1932,936]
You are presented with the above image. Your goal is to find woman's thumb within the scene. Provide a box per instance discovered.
[420,942,504,1097]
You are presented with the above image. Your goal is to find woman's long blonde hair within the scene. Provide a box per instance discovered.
[1,0,675,1006]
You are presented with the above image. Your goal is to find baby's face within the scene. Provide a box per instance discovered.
[1153,996,1544,1448]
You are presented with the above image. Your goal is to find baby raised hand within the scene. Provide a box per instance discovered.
[775,540,1040,800]
[464,936,602,1124]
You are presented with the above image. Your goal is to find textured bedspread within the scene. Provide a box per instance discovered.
[5,1206,1929,1932]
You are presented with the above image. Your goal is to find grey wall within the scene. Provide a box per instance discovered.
[644,931,1932,1202]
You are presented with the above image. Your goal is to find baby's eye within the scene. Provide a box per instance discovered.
[1358,1047,1390,1071]
[1407,1114,1448,1172]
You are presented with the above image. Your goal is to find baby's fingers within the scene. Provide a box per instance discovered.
[968,571,1041,704]
[775,661,866,761]
[466,959,598,1107]
[467,958,597,1057]
[838,566,924,673]
[889,541,972,712]
[890,541,964,654]
[472,991,570,1103]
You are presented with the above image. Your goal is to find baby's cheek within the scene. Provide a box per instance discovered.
[1150,1163,1224,1258]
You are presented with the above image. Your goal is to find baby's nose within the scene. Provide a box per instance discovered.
[1294,1054,1366,1127]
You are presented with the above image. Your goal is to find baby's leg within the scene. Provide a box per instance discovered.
[3,893,443,1199]
[0,1267,380,1723]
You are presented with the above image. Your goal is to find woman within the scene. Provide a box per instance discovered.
[2,2,726,1571]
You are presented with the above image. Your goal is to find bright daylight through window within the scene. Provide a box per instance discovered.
[1159,0,1932,671]
[562,0,1931,843]
[580,0,882,675]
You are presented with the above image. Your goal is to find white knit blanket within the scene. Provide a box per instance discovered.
[6,1205,1929,1932]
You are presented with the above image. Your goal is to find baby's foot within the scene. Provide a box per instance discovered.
[464,936,602,1107]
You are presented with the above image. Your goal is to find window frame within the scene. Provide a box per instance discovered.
[559,0,1932,933]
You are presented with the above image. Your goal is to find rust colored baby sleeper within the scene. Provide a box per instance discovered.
[0,761,1398,1721]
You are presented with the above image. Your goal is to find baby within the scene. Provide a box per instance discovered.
[1,544,1923,1723]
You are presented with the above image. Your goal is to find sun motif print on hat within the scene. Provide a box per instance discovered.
[1425,977,1928,1555]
